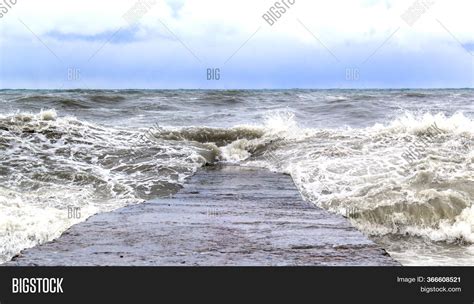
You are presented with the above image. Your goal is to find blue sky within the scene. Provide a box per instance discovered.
[0,0,473,89]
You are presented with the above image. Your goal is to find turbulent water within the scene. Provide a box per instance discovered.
[0,89,473,265]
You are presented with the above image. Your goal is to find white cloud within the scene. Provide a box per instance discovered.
[1,0,472,88]
[2,0,472,44]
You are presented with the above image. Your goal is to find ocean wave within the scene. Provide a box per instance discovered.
[87,94,127,103]
[371,112,474,135]
[402,92,431,98]
[0,109,214,263]
[152,126,264,146]
[11,92,127,110]
[218,110,474,244]
[1,107,473,263]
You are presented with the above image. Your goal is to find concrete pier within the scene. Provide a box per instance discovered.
[6,165,399,266]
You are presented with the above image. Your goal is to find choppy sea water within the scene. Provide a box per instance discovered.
[0,89,473,265]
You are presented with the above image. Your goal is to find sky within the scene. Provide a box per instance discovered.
[0,0,473,89]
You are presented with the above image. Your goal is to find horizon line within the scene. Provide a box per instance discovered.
[1,87,473,91]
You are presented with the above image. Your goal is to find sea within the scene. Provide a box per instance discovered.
[0,89,473,265]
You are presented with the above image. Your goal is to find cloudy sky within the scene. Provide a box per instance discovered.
[0,0,473,89]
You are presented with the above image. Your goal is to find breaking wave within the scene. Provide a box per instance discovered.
[1,104,473,265]
[213,111,474,244]
[0,109,217,263]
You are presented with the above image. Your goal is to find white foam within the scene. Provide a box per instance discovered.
[0,109,211,263]
[373,111,474,135]
[39,109,58,121]
[243,111,474,245]
[220,139,252,162]
[0,186,101,263]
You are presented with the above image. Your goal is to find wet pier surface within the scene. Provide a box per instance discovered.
[6,165,399,266]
